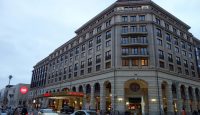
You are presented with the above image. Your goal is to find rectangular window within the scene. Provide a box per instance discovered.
[106,30,111,39]
[122,16,128,22]
[122,59,129,66]
[96,55,101,63]
[106,20,111,27]
[139,15,145,21]
[141,48,147,55]
[178,67,182,73]
[174,38,178,45]
[82,44,85,51]
[156,18,160,25]
[166,43,171,50]
[81,61,85,68]
[96,44,101,51]
[159,50,164,59]
[139,25,147,32]
[159,61,165,68]
[96,35,101,44]
[183,60,188,68]
[97,26,102,32]
[89,40,93,48]
[88,67,92,73]
[181,41,186,49]
[80,70,84,75]
[157,39,162,46]
[122,26,129,33]
[176,57,181,65]
[165,23,169,30]
[185,69,189,75]
[182,50,187,56]
[106,40,111,47]
[132,59,139,66]
[81,52,86,58]
[166,33,171,42]
[130,16,136,22]
[88,58,92,66]
[192,71,195,77]
[169,64,174,71]
[175,47,179,53]
[74,72,77,77]
[105,61,111,69]
[156,28,162,37]
[168,53,173,62]
[74,63,78,71]
[96,65,101,71]
[105,50,111,60]
[122,48,129,55]
[141,58,148,66]
[190,62,194,70]
[88,49,93,55]
[130,26,137,33]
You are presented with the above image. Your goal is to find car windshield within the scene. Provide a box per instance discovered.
[87,111,97,115]
[41,109,55,113]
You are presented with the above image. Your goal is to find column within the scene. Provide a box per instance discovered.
[82,86,86,110]
[185,86,191,114]
[192,87,197,112]
[90,85,95,110]
[148,81,160,115]
[114,80,125,115]
[100,84,106,113]
[176,84,182,115]
[167,82,174,115]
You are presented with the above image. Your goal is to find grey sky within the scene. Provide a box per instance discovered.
[0,0,199,90]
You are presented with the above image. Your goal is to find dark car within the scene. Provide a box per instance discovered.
[60,106,74,114]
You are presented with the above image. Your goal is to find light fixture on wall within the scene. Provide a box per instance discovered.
[118,97,123,102]
[151,98,156,102]
[126,102,129,105]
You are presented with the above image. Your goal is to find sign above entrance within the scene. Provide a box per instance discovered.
[43,91,84,97]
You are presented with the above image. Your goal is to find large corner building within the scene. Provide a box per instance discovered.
[29,0,200,114]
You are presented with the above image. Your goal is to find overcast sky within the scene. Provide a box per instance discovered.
[0,0,200,90]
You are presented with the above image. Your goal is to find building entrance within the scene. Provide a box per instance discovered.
[128,97,142,115]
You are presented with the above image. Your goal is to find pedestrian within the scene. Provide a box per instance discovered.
[21,105,28,115]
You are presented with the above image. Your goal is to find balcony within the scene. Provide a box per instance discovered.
[121,52,148,58]
[121,40,148,46]
[168,58,173,63]
[105,55,111,60]
[159,55,164,60]
[177,61,181,65]
[121,28,148,35]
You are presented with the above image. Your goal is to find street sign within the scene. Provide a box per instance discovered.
[20,86,28,94]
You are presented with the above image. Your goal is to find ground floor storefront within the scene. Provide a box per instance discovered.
[31,70,200,115]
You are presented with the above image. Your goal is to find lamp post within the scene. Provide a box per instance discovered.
[8,75,13,86]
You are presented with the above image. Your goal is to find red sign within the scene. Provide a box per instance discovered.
[20,86,28,94]
[43,93,52,97]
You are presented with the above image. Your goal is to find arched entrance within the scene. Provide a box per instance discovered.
[94,83,100,111]
[171,83,178,113]
[124,79,148,115]
[161,81,168,114]
[195,88,200,110]
[86,84,91,109]
[180,85,186,114]
[188,86,193,112]
[104,81,112,112]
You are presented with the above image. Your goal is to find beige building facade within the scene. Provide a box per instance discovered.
[30,0,200,115]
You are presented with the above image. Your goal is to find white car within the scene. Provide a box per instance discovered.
[70,110,97,115]
[38,109,58,115]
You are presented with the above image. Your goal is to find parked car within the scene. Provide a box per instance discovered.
[60,105,74,114]
[70,110,97,115]
[38,109,58,115]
